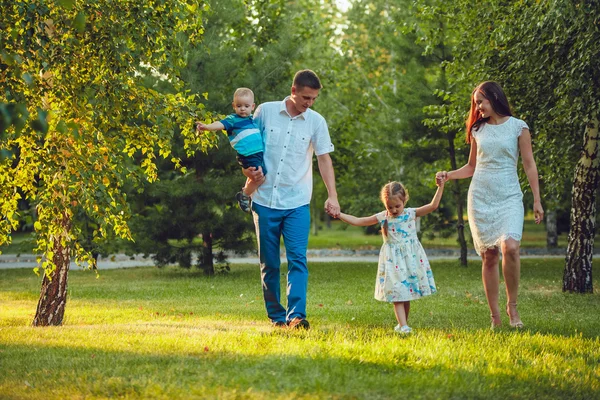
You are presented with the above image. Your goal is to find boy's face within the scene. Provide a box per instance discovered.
[232,94,255,117]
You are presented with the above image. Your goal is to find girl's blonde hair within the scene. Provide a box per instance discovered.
[380,181,409,206]
[380,181,409,237]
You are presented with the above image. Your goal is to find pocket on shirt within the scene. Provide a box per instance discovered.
[291,133,311,156]
[265,127,281,149]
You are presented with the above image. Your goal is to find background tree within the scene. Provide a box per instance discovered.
[416,0,599,291]
[125,134,255,275]
[0,0,213,326]
[322,0,454,243]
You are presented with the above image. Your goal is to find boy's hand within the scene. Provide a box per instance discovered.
[196,122,208,132]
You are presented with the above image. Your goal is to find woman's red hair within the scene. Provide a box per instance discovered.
[465,81,512,143]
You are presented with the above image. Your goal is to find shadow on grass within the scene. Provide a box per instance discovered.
[0,337,595,399]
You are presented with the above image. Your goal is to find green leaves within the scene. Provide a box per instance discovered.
[1,0,210,274]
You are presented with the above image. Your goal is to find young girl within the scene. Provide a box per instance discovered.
[436,81,543,329]
[338,181,444,334]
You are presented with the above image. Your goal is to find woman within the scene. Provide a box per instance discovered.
[436,81,543,329]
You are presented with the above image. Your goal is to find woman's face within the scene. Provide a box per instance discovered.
[474,91,495,119]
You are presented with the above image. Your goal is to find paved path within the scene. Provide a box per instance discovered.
[0,248,578,270]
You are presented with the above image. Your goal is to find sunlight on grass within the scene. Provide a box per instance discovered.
[1,260,599,399]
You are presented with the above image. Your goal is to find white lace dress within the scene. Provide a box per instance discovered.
[468,116,528,255]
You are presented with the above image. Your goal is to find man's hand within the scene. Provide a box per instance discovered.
[242,166,264,182]
[324,197,340,219]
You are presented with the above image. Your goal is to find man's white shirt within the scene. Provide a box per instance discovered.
[252,97,334,210]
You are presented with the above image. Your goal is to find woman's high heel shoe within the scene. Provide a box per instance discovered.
[507,302,524,328]
[490,314,502,330]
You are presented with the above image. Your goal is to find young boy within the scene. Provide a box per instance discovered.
[196,88,265,212]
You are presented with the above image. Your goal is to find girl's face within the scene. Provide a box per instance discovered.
[385,195,405,218]
[474,91,496,119]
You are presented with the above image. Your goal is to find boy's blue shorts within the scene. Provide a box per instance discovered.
[237,151,267,175]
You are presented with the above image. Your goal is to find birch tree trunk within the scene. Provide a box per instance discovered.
[33,214,71,326]
[563,118,599,293]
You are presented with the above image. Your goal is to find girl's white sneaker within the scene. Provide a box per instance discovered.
[394,324,412,334]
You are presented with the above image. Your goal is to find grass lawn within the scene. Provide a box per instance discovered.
[1,259,599,399]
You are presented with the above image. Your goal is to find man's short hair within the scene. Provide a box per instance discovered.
[233,87,254,100]
[293,70,322,90]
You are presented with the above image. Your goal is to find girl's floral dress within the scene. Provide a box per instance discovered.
[374,208,437,302]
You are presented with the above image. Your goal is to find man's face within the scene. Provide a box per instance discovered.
[290,85,320,114]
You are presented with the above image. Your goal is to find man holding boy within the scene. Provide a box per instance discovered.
[244,69,340,329]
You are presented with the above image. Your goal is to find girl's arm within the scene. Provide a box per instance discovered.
[436,141,477,183]
[415,182,445,218]
[519,129,544,224]
[338,212,378,227]
[196,121,225,132]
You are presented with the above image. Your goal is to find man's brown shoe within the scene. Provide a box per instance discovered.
[288,317,310,330]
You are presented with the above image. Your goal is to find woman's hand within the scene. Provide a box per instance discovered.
[533,201,544,224]
[435,171,449,185]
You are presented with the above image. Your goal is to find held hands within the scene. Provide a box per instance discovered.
[533,201,544,224]
[435,171,449,186]
[325,197,340,219]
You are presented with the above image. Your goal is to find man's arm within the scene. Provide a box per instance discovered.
[317,153,340,218]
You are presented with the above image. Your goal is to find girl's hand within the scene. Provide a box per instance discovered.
[196,122,208,132]
[533,201,544,224]
[435,171,448,185]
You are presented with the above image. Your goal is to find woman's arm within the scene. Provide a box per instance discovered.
[519,129,544,224]
[338,213,378,227]
[415,182,445,217]
[436,141,477,183]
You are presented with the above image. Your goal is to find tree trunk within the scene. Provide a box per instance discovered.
[546,209,558,248]
[33,215,71,326]
[200,230,214,275]
[563,118,599,293]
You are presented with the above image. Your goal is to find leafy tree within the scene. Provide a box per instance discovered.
[125,134,255,274]
[323,0,455,245]
[416,0,599,291]
[0,0,213,325]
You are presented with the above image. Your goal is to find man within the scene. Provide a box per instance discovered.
[244,69,340,329]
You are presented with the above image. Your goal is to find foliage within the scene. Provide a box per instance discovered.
[0,0,214,274]
[321,0,450,238]
[125,134,255,273]
[1,259,599,398]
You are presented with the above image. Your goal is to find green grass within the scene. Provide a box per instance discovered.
[1,259,599,399]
